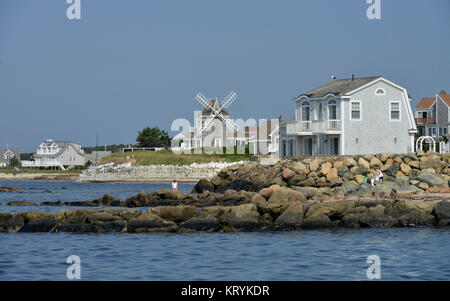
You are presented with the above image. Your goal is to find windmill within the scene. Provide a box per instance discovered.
[194,91,239,141]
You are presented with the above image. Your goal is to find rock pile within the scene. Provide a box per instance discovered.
[204,151,450,199]
[1,191,449,232]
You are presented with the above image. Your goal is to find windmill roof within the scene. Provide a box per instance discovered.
[201,99,230,116]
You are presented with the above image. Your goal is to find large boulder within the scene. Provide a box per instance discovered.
[268,187,306,204]
[20,218,58,232]
[150,205,198,223]
[282,168,296,181]
[127,210,177,232]
[414,173,447,188]
[370,157,383,169]
[210,175,225,187]
[0,212,24,232]
[309,160,319,172]
[180,212,221,232]
[6,201,38,206]
[432,200,450,220]
[274,202,304,230]
[358,205,398,228]
[358,158,370,170]
[195,179,215,193]
[221,203,263,231]
[301,213,332,229]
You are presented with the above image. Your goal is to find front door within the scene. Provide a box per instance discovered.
[305,138,313,156]
[330,137,339,155]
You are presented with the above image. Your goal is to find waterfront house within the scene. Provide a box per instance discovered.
[21,139,85,170]
[415,91,450,140]
[0,148,20,167]
[279,76,417,156]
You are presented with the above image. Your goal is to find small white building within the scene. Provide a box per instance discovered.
[22,139,85,170]
[0,149,20,167]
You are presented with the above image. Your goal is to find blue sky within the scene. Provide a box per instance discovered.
[0,0,449,152]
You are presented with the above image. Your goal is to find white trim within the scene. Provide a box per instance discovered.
[436,94,450,108]
[375,87,386,96]
[350,100,362,121]
[389,101,401,121]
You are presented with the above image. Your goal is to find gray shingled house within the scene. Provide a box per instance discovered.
[280,76,417,156]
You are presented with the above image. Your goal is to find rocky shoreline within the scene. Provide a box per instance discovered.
[1,150,450,233]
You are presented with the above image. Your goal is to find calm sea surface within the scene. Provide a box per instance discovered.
[0,180,449,281]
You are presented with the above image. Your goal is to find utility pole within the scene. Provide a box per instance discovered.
[96,134,99,163]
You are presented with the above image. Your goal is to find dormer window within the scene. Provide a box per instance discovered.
[375,88,385,96]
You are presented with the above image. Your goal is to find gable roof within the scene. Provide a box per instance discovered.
[438,92,450,107]
[35,141,84,158]
[0,149,20,164]
[416,97,436,109]
[201,99,230,116]
[294,76,383,99]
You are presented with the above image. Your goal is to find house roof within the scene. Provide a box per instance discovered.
[438,92,450,107]
[201,99,230,116]
[35,141,84,158]
[0,149,20,164]
[294,76,383,99]
[416,97,436,109]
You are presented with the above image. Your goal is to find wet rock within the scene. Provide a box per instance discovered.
[340,214,360,228]
[128,209,177,232]
[274,201,304,230]
[0,212,24,232]
[359,205,398,228]
[414,173,447,188]
[0,187,23,193]
[432,200,450,220]
[96,221,127,232]
[221,203,262,231]
[7,201,38,206]
[180,212,221,232]
[20,218,57,232]
[301,213,332,229]
[150,205,198,223]
[52,223,98,233]
[194,179,215,193]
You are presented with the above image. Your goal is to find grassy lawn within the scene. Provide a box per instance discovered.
[99,149,250,166]
[0,168,83,174]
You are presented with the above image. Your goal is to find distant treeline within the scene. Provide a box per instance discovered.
[82,144,137,154]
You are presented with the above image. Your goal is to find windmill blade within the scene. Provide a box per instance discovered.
[221,91,237,109]
[201,116,216,135]
[195,93,213,109]
[223,117,239,132]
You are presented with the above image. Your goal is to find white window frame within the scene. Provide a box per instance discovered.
[389,101,401,121]
[432,127,437,137]
[375,87,386,96]
[350,101,362,121]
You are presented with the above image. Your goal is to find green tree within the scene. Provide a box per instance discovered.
[136,126,170,147]
[9,157,21,168]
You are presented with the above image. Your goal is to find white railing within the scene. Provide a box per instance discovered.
[286,121,311,134]
[287,120,341,134]
[21,160,64,167]
[327,120,342,131]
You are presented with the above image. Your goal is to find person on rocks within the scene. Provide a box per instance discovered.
[375,169,383,183]
[171,179,178,192]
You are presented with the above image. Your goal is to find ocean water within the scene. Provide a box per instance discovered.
[0,180,449,281]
